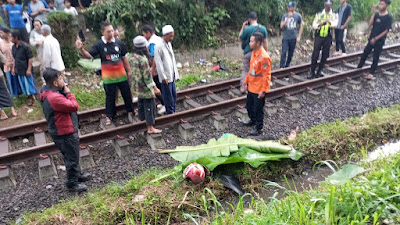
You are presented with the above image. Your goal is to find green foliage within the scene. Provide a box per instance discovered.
[47,12,79,68]
[84,0,229,50]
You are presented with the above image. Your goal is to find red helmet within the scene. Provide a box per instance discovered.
[183,163,210,184]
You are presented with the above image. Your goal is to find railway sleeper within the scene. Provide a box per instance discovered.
[183,99,202,110]
[285,96,301,109]
[101,118,133,157]
[147,133,166,150]
[38,156,58,181]
[0,166,16,190]
[307,90,321,100]
[265,102,278,116]
[79,147,95,171]
[228,88,243,98]
[178,123,196,140]
[209,115,228,131]
[347,80,362,91]
[325,85,342,97]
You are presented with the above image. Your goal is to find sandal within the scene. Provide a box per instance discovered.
[148,128,162,134]
[105,117,112,126]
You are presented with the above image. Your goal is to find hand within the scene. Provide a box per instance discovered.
[11,68,15,75]
[371,5,377,12]
[370,38,376,45]
[288,12,293,18]
[37,41,43,46]
[296,36,301,42]
[340,25,345,30]
[242,82,247,87]
[26,69,32,76]
[163,79,169,84]
[242,20,249,28]
[318,22,326,27]
[154,87,161,96]
[75,39,83,50]
[63,85,71,94]
[258,91,265,99]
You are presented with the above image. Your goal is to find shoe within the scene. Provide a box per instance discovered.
[67,183,87,192]
[307,72,315,80]
[78,172,92,182]
[316,70,325,78]
[242,120,254,126]
[157,106,166,115]
[249,128,262,136]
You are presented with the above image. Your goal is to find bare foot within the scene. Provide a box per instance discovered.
[11,107,17,117]
[105,117,112,126]
[0,110,8,120]
[365,73,374,79]
[148,128,162,134]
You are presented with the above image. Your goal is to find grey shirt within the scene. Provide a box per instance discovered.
[54,0,66,11]
[30,1,48,23]
[281,12,302,40]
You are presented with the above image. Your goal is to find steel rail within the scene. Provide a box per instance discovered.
[1,58,399,165]
[1,43,399,139]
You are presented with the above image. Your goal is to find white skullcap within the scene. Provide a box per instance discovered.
[162,25,174,35]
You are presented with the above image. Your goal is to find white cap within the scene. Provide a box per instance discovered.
[162,25,174,35]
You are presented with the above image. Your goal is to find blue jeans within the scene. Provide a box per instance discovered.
[161,81,177,114]
[280,38,297,68]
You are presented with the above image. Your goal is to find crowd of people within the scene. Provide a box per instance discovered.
[0,0,394,191]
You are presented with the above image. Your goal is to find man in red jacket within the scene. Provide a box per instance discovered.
[40,68,91,192]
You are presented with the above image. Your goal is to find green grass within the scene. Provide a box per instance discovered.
[18,105,400,225]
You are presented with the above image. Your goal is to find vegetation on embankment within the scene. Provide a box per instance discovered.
[19,105,400,224]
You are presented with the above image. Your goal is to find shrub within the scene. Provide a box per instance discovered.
[84,0,229,50]
[47,12,80,69]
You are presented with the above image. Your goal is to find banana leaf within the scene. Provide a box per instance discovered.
[77,58,101,71]
[326,164,366,185]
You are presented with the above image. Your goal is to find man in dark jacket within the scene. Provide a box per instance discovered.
[40,68,91,192]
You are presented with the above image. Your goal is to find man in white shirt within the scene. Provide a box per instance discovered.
[154,25,180,115]
[41,25,65,72]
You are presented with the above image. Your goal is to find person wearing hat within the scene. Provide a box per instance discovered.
[357,0,392,79]
[129,36,162,134]
[308,0,338,79]
[154,25,180,115]
[76,21,134,126]
[280,1,303,68]
[42,24,65,74]
[238,11,268,93]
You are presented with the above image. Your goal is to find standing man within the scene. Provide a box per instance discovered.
[308,0,338,79]
[280,1,303,68]
[238,11,268,92]
[40,68,91,192]
[242,32,271,136]
[4,0,29,43]
[154,25,180,115]
[357,0,392,79]
[142,24,165,114]
[11,31,38,106]
[0,0,9,26]
[41,25,65,72]
[28,0,50,24]
[334,0,352,56]
[76,22,134,125]
[130,36,162,134]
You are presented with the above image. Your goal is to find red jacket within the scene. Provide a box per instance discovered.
[40,86,79,136]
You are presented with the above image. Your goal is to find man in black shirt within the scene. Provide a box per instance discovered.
[334,0,352,56]
[357,0,392,79]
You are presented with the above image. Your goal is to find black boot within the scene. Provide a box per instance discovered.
[242,120,255,126]
[307,71,315,79]
[249,127,262,136]
[67,183,87,192]
[78,172,92,182]
[316,69,325,78]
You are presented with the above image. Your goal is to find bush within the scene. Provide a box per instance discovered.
[47,12,80,69]
[84,0,229,50]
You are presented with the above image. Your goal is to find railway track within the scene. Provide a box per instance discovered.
[0,44,399,189]
[1,43,399,139]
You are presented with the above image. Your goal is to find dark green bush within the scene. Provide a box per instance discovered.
[84,0,229,50]
[47,12,80,69]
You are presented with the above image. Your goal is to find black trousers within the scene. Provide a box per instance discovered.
[335,29,346,53]
[246,91,265,130]
[357,41,384,74]
[138,98,156,125]
[52,133,81,188]
[311,35,332,73]
[153,76,164,105]
[103,80,134,119]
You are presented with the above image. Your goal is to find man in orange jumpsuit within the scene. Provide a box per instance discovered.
[242,32,272,136]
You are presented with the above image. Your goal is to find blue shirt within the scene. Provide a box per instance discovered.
[5,4,25,29]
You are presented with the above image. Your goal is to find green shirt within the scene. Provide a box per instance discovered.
[129,53,155,99]
[240,25,268,55]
